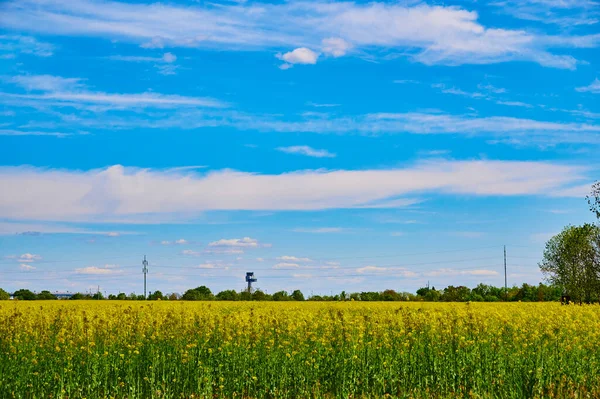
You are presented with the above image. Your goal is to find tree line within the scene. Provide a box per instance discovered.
[0,282,563,302]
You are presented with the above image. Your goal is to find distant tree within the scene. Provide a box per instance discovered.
[70,292,90,300]
[91,292,104,300]
[442,286,471,302]
[360,292,381,301]
[587,181,600,220]
[239,291,252,301]
[272,291,291,301]
[291,290,305,301]
[148,290,164,300]
[37,290,57,300]
[13,289,37,300]
[381,289,400,301]
[182,286,213,301]
[168,293,179,301]
[252,290,270,301]
[116,293,127,300]
[540,224,600,303]
[0,288,9,300]
[349,292,360,301]
[308,295,323,301]
[216,290,239,301]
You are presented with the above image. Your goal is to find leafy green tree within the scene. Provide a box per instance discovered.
[116,292,127,300]
[148,290,164,300]
[540,224,600,303]
[272,291,291,301]
[0,288,9,300]
[291,290,305,301]
[216,290,239,301]
[91,292,104,300]
[70,292,90,300]
[252,290,270,301]
[37,290,57,300]
[182,286,214,301]
[360,291,381,301]
[168,293,179,301]
[239,291,252,301]
[442,286,471,302]
[381,289,401,301]
[587,181,600,220]
[13,289,37,300]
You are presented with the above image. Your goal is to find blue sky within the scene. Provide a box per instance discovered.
[0,0,599,296]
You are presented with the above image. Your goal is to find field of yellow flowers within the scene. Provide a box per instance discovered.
[1,301,600,399]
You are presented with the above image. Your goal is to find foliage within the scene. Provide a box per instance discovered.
[2,301,600,398]
[36,290,57,300]
[540,224,600,303]
[12,289,37,300]
[182,286,214,301]
[0,288,9,300]
[588,181,600,220]
[215,289,239,301]
[148,290,164,300]
[291,289,305,301]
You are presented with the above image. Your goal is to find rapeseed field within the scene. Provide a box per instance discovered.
[1,301,599,398]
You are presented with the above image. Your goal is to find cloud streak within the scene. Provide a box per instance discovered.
[0,0,594,68]
[0,160,588,222]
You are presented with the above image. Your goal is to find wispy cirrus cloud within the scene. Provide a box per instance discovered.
[4,74,228,111]
[0,34,54,58]
[0,160,590,223]
[108,52,179,75]
[491,0,599,26]
[276,145,336,158]
[0,0,595,69]
[576,78,600,93]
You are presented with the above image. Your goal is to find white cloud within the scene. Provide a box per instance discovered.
[576,78,600,93]
[19,253,41,262]
[277,47,319,65]
[322,38,352,57]
[197,262,217,269]
[1,0,591,68]
[182,249,201,256]
[209,237,266,248]
[175,239,188,245]
[0,34,54,57]
[274,262,300,269]
[491,0,599,26]
[11,75,85,92]
[496,100,534,108]
[277,256,312,262]
[19,263,36,270]
[256,257,265,262]
[161,240,171,245]
[0,160,588,222]
[75,264,122,275]
[356,265,418,277]
[7,74,227,110]
[276,145,336,158]
[106,232,120,237]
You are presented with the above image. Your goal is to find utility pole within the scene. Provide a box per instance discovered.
[97,285,100,300]
[504,245,507,301]
[142,255,148,300]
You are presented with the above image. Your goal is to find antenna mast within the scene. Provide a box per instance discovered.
[142,255,149,300]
